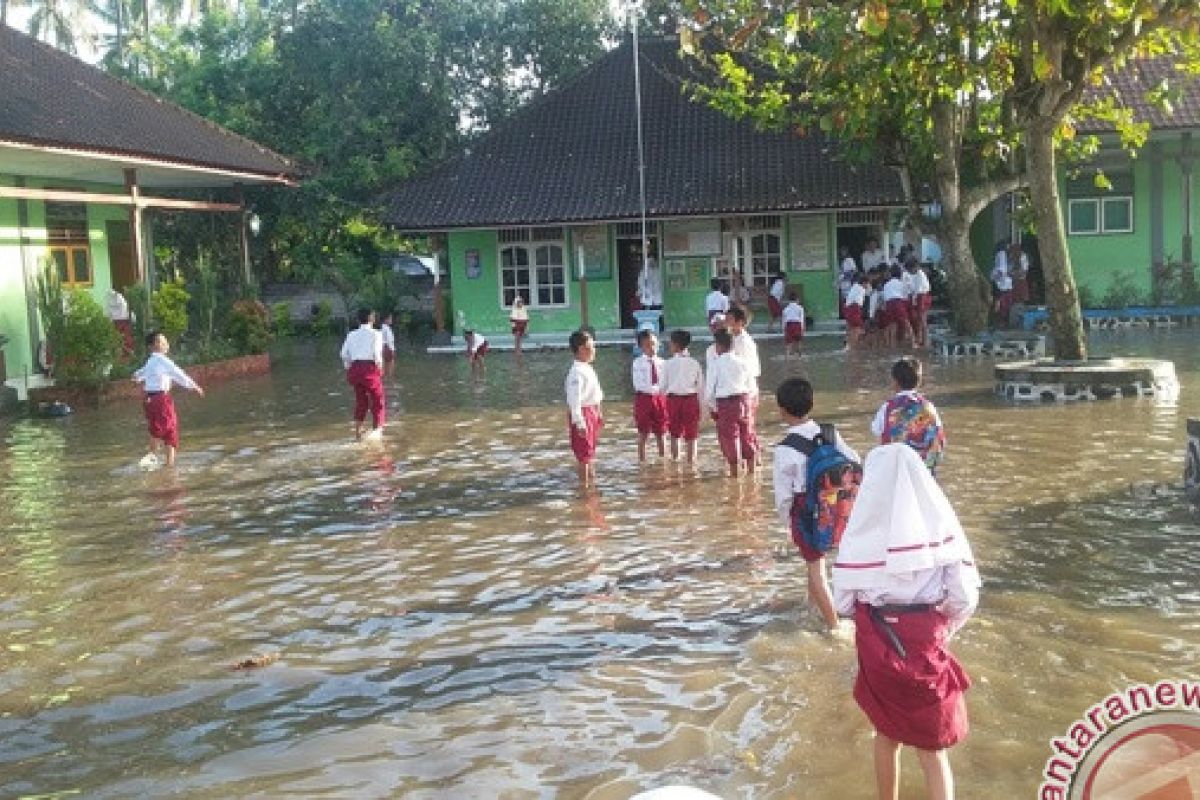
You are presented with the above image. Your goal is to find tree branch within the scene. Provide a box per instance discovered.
[962,172,1030,222]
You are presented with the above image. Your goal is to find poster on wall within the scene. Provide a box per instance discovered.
[465,249,481,279]
[575,225,611,279]
[790,215,830,271]
[663,219,722,257]
[666,259,687,290]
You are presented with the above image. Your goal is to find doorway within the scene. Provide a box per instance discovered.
[616,235,657,328]
[836,225,877,271]
[106,220,138,290]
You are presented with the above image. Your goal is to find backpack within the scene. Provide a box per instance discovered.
[881,393,945,471]
[781,423,863,554]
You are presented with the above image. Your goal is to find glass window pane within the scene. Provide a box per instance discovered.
[1103,198,1132,232]
[1069,201,1098,234]
[51,250,69,282]
[72,249,91,283]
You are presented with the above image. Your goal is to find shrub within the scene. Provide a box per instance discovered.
[272,302,294,336]
[124,283,151,350]
[311,300,334,336]
[152,280,191,342]
[227,299,273,355]
[56,289,121,384]
[1101,271,1145,309]
[190,252,220,348]
[35,261,65,365]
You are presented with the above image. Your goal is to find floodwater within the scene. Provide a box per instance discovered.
[1,331,1198,799]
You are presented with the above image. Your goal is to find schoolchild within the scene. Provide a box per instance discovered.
[704,279,731,332]
[464,329,489,375]
[631,329,668,462]
[871,357,946,474]
[509,295,529,354]
[833,444,980,800]
[340,308,386,439]
[767,273,786,332]
[772,377,860,630]
[905,260,933,348]
[380,313,397,378]
[661,329,704,463]
[781,292,805,357]
[565,330,604,488]
[727,306,761,461]
[705,329,756,477]
[845,272,869,350]
[133,330,205,467]
[882,265,913,348]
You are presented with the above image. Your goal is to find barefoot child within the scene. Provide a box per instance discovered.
[833,444,980,800]
[772,377,859,630]
[133,330,205,467]
[705,329,756,477]
[340,308,385,440]
[871,356,946,474]
[464,329,489,376]
[845,273,869,351]
[509,295,529,355]
[781,293,805,357]
[565,330,604,488]
[767,273,786,332]
[727,306,761,463]
[631,330,667,462]
[905,259,932,348]
[661,329,703,463]
[704,278,730,332]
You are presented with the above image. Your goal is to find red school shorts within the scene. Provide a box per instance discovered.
[885,298,910,328]
[568,405,603,463]
[767,296,783,319]
[511,319,528,336]
[784,320,804,343]
[844,304,865,330]
[144,391,180,448]
[633,392,668,436]
[666,393,701,440]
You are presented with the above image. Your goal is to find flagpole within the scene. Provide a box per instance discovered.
[631,3,649,281]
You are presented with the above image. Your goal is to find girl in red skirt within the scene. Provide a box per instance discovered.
[509,295,529,355]
[133,331,205,467]
[833,444,980,800]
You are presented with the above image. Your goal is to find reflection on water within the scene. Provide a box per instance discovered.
[1,331,1199,799]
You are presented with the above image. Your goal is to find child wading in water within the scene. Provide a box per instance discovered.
[509,295,529,355]
[133,331,205,467]
[660,329,703,464]
[464,329,489,376]
[705,329,756,477]
[833,444,980,800]
[871,357,946,474]
[631,329,667,462]
[564,330,604,488]
[339,308,385,440]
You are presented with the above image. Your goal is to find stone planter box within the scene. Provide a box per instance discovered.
[28,353,271,410]
[1018,305,1200,331]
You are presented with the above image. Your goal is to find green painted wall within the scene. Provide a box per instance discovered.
[661,256,712,327]
[0,176,33,379]
[785,214,837,320]
[447,229,619,337]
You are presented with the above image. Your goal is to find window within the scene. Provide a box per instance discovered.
[1066,169,1133,236]
[45,199,92,287]
[749,232,781,287]
[498,228,568,308]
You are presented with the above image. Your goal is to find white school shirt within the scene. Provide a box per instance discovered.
[862,248,886,272]
[769,278,785,302]
[340,324,383,368]
[705,290,730,314]
[565,360,603,429]
[992,253,1012,291]
[772,421,860,525]
[134,352,198,393]
[845,283,867,308]
[381,323,395,349]
[704,342,718,370]
[106,290,130,321]
[907,268,931,296]
[882,277,908,302]
[509,304,529,322]
[834,562,979,635]
[704,352,753,411]
[638,262,663,307]
[467,333,488,355]
[661,352,703,397]
[782,301,804,324]
[870,389,943,438]
[631,353,665,394]
[731,330,760,394]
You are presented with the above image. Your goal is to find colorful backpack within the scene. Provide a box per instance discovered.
[781,423,863,554]
[881,393,946,471]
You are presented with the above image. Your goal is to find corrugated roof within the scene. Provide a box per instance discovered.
[1079,57,1200,133]
[380,38,905,231]
[0,24,297,182]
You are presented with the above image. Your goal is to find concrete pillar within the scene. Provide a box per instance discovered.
[124,168,145,284]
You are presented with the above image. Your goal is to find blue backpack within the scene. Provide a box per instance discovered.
[781,423,863,554]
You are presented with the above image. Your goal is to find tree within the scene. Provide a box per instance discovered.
[27,0,91,52]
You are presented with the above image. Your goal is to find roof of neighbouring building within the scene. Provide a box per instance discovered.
[0,24,298,183]
[380,38,906,231]
[1080,57,1200,133]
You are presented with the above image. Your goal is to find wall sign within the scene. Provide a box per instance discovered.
[790,215,831,271]
[663,219,722,257]
[465,248,481,279]
[574,225,611,280]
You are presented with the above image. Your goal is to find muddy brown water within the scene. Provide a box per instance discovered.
[2,331,1198,799]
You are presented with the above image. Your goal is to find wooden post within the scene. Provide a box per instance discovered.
[124,169,145,285]
[577,243,590,330]
[236,185,252,291]
[432,250,445,333]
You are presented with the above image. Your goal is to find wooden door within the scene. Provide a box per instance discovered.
[106,220,137,290]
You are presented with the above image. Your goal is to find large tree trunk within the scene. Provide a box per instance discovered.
[1027,122,1087,360]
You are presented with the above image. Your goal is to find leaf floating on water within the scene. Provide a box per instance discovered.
[231,652,279,671]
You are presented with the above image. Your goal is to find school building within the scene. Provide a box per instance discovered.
[0,25,297,388]
[974,57,1200,306]
[380,38,910,337]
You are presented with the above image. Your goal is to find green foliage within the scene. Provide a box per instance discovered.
[56,290,122,385]
[311,300,335,336]
[1076,284,1098,310]
[272,302,294,336]
[34,260,65,365]
[124,282,151,351]
[190,250,220,349]
[1101,272,1145,309]
[151,280,191,342]
[226,299,273,355]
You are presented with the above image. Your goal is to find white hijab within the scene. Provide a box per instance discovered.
[833,444,975,591]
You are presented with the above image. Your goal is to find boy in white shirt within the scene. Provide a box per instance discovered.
[464,329,489,376]
[661,329,704,463]
[340,308,385,440]
[881,266,913,348]
[509,295,529,355]
[565,330,604,488]
[781,292,805,357]
[904,260,933,348]
[133,330,205,467]
[704,279,730,332]
[844,272,869,350]
[772,377,859,631]
[631,330,667,462]
[380,313,397,378]
[727,307,761,463]
[705,329,756,477]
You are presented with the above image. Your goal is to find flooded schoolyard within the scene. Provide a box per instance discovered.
[1,331,1198,799]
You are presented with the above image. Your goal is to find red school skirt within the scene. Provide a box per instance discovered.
[666,393,700,440]
[568,405,603,463]
[511,319,528,336]
[767,296,783,319]
[844,304,864,330]
[784,320,804,343]
[633,391,668,435]
[853,602,971,751]
[885,298,910,328]
[144,391,179,448]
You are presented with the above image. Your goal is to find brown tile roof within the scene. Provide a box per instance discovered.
[380,38,905,231]
[0,24,297,182]
[1079,57,1200,133]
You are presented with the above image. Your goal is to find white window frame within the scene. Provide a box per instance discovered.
[497,228,568,309]
[1068,196,1133,236]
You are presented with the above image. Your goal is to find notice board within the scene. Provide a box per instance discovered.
[790,215,831,271]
